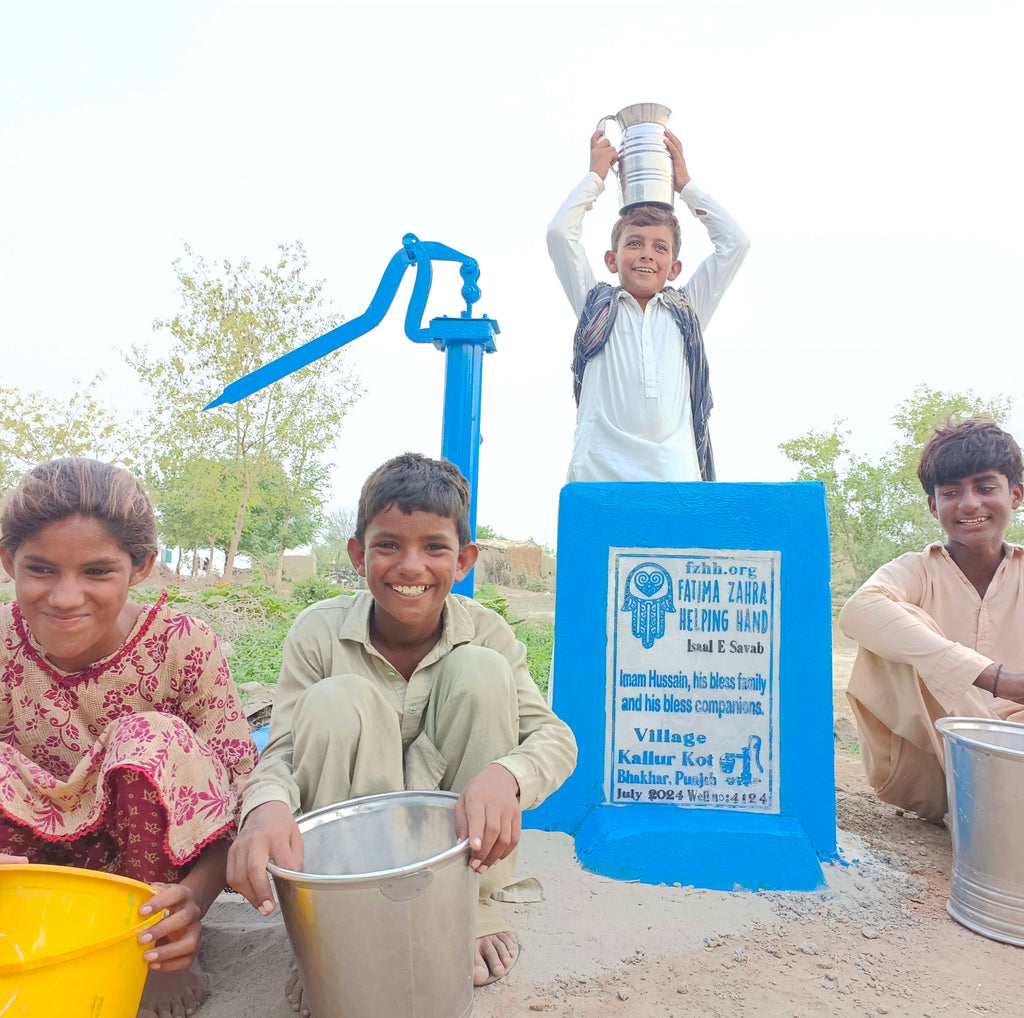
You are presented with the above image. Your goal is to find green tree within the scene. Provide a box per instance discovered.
[153,457,240,577]
[311,507,357,575]
[240,457,326,588]
[128,242,361,579]
[475,523,508,540]
[781,385,1021,595]
[0,376,137,492]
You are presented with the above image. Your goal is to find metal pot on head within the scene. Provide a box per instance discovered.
[597,103,675,213]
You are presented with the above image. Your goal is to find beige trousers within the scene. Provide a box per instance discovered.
[290,644,518,937]
[847,605,1024,822]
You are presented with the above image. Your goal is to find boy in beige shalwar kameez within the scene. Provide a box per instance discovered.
[839,418,1024,821]
[228,453,577,1011]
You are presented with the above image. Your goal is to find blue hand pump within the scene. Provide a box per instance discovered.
[205,235,499,595]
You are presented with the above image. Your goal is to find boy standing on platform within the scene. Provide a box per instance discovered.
[228,453,577,1008]
[840,418,1024,822]
[547,128,749,483]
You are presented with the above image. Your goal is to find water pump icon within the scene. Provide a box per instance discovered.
[719,735,763,787]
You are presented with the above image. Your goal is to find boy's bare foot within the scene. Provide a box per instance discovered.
[474,931,519,986]
[137,961,207,1018]
[285,968,311,1017]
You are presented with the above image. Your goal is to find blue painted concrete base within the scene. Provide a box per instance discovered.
[523,482,837,892]
[572,807,825,890]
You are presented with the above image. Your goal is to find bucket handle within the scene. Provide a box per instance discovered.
[379,869,434,902]
[595,114,621,179]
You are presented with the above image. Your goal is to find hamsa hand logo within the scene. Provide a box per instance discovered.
[621,562,675,649]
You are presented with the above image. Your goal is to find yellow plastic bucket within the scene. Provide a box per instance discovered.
[0,864,162,1017]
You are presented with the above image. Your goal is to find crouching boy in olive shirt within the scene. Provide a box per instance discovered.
[228,453,578,1007]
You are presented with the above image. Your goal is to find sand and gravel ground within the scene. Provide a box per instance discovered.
[199,593,1023,1018]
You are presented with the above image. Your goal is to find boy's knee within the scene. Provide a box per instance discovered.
[440,646,516,704]
[293,674,389,741]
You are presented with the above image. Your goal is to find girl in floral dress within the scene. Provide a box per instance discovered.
[0,458,257,1018]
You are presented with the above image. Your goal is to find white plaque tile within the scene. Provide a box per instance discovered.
[605,548,781,812]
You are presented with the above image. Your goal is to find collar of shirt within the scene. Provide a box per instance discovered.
[926,540,1024,561]
[332,590,478,673]
[616,288,669,311]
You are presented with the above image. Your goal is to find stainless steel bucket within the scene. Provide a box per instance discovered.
[268,790,477,1018]
[935,717,1024,946]
[597,102,674,212]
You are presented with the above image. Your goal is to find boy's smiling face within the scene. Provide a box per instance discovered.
[605,224,682,305]
[348,505,477,643]
[928,470,1023,554]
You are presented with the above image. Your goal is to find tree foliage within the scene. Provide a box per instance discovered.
[154,457,240,575]
[0,376,138,492]
[128,242,361,578]
[311,506,357,575]
[241,459,326,585]
[780,385,1021,595]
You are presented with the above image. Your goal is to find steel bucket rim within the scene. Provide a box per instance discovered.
[267,789,469,886]
[935,716,1024,761]
[614,102,672,127]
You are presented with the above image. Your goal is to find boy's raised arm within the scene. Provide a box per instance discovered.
[545,132,610,317]
[669,129,750,329]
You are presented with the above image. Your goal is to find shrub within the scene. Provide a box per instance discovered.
[228,615,296,687]
[511,570,550,593]
[291,574,344,607]
[514,620,553,696]
[138,582,296,646]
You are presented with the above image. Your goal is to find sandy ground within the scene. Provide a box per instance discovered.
[200,596,1024,1018]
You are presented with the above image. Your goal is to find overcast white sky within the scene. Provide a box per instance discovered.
[3,1,1022,547]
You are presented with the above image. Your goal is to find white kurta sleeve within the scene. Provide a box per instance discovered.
[678,181,750,329]
[546,172,604,318]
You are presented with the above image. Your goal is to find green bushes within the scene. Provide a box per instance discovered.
[228,615,297,687]
[138,583,296,646]
[290,574,345,607]
[513,620,553,696]
[473,586,553,695]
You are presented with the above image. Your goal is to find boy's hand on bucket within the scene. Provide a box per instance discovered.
[664,129,691,193]
[0,853,28,864]
[138,882,201,971]
[590,130,618,181]
[456,764,521,874]
[226,801,303,915]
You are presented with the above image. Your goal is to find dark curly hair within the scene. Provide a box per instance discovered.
[355,452,471,547]
[917,418,1023,493]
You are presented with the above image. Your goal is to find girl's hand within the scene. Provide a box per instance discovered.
[138,882,202,971]
[0,853,28,864]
